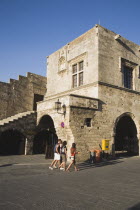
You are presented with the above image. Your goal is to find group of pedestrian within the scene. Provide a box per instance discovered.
[49,139,79,172]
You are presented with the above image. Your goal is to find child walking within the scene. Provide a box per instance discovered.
[66,143,79,172]
[59,141,67,171]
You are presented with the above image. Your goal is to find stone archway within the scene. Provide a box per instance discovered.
[33,130,57,158]
[33,115,57,158]
[0,129,26,155]
[114,113,139,156]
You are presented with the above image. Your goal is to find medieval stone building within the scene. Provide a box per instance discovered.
[0,25,140,161]
[0,73,47,155]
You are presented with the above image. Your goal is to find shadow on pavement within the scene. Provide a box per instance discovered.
[77,159,124,171]
[0,163,16,168]
[127,202,140,210]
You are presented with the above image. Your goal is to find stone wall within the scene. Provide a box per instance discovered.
[98,83,140,142]
[37,25,140,161]
[0,72,47,120]
[0,111,37,155]
[45,26,99,98]
[37,94,100,160]
[98,25,140,90]
[68,83,140,160]
[0,82,10,120]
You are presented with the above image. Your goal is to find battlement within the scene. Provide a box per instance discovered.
[0,72,47,120]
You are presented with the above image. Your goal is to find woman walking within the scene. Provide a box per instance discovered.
[66,143,79,172]
[59,141,67,171]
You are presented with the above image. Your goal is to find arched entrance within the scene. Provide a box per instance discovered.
[0,129,26,155]
[33,115,57,158]
[114,114,139,156]
[33,130,57,158]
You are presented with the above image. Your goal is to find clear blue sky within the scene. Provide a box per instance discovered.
[0,0,140,82]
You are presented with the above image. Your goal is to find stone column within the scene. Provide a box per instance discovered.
[25,131,35,155]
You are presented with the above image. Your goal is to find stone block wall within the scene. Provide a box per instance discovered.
[0,111,37,155]
[98,83,140,140]
[46,26,99,98]
[36,25,140,161]
[37,94,100,161]
[0,72,47,120]
[98,25,140,90]
[68,83,140,160]
[0,82,10,120]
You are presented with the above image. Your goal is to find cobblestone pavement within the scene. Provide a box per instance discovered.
[0,155,140,210]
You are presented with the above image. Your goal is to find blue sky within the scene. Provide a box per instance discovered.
[0,0,140,82]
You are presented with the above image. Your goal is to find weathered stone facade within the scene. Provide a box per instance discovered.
[0,73,47,155]
[37,25,140,161]
[0,72,47,120]
[0,24,140,160]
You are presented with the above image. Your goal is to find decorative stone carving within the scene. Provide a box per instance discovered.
[58,56,67,71]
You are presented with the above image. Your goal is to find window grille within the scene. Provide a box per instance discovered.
[123,66,133,89]
[72,61,84,88]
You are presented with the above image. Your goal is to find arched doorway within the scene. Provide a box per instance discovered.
[33,115,57,158]
[114,114,139,156]
[33,130,57,158]
[0,129,26,155]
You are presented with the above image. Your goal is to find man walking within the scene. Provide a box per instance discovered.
[49,139,62,170]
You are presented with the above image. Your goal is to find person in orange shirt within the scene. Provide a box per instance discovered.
[66,143,80,172]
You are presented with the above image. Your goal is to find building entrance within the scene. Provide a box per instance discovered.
[33,115,57,158]
[0,129,26,155]
[115,115,139,156]
[33,130,57,158]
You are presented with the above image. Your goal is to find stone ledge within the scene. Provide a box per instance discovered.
[98,81,140,95]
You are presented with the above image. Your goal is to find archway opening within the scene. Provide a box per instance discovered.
[115,115,139,156]
[0,129,26,155]
[38,115,56,133]
[33,115,57,158]
[33,130,57,158]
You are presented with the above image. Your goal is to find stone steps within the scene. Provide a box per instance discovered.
[0,111,35,126]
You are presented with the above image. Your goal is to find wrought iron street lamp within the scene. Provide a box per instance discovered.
[55,99,66,115]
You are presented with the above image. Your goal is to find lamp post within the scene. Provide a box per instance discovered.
[55,99,66,115]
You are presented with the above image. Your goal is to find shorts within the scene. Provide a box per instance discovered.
[70,156,75,161]
[54,153,60,160]
[61,154,66,163]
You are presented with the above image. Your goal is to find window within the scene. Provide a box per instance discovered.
[123,66,133,89]
[73,64,77,73]
[73,74,77,88]
[79,61,83,71]
[121,58,138,90]
[79,72,83,86]
[72,61,84,88]
[84,118,92,127]
[33,94,44,111]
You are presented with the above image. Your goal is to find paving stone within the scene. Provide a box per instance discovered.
[0,155,140,209]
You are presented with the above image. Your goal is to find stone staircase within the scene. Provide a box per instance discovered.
[0,111,36,126]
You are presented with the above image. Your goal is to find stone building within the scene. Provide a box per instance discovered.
[37,24,140,161]
[0,73,47,155]
[0,24,140,161]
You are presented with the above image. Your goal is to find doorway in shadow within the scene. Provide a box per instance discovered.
[0,129,26,155]
[33,115,58,158]
[33,130,57,158]
[115,115,139,156]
